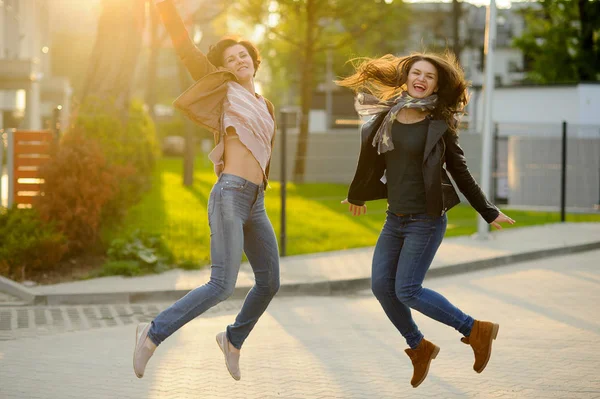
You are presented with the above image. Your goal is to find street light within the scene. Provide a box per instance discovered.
[476,0,497,239]
[279,107,297,256]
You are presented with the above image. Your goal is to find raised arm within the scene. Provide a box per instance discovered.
[155,0,217,81]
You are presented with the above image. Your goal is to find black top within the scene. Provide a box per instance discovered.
[384,118,429,214]
[347,116,499,223]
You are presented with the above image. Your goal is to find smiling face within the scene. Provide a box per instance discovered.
[406,60,439,98]
[222,44,255,83]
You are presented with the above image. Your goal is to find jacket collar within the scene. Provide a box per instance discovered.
[423,118,448,161]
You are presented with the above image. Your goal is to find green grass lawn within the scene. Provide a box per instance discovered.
[104,156,600,268]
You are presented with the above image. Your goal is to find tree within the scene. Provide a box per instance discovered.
[235,0,408,183]
[80,0,147,114]
[452,0,461,62]
[145,0,234,120]
[74,0,159,222]
[513,0,600,84]
[144,1,234,186]
[577,0,600,81]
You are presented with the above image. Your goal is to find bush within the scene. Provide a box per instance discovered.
[177,259,201,270]
[105,229,174,275]
[0,208,68,280]
[37,132,121,253]
[92,260,143,277]
[75,98,160,222]
[124,101,160,180]
[156,115,185,140]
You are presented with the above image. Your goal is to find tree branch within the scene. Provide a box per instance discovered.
[235,4,303,48]
[157,0,235,44]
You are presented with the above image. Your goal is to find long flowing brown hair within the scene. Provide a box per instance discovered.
[336,51,470,133]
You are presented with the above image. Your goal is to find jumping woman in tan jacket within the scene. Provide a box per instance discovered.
[133,0,279,381]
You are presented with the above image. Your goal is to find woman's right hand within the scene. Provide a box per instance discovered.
[341,198,367,216]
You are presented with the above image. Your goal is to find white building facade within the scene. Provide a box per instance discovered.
[0,0,71,131]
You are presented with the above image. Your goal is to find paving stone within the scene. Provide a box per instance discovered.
[0,251,598,398]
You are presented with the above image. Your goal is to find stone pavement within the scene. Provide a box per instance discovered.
[17,222,600,305]
[0,250,599,398]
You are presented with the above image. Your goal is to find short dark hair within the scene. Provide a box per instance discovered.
[207,36,261,76]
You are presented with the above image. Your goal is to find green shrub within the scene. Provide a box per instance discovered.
[0,208,68,280]
[106,229,174,275]
[125,101,160,179]
[38,132,120,253]
[92,260,143,277]
[156,115,185,139]
[76,99,159,173]
[75,98,160,222]
[177,259,201,270]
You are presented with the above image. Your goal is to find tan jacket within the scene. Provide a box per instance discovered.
[157,0,277,180]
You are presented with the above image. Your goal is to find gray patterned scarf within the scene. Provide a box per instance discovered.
[355,91,438,154]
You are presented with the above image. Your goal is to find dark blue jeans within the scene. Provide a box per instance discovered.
[148,174,280,349]
[371,211,474,349]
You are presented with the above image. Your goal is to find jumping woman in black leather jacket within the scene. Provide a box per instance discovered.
[336,52,515,388]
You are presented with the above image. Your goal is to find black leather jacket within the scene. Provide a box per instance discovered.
[347,114,500,223]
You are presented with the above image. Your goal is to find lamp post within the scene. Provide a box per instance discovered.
[279,107,297,256]
[476,0,497,238]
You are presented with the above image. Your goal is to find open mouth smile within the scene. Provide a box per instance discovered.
[413,83,427,92]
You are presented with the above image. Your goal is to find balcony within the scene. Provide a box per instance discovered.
[0,59,38,90]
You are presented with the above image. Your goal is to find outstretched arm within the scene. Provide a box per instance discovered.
[444,131,514,228]
[154,0,217,81]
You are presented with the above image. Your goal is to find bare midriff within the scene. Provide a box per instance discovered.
[221,127,264,185]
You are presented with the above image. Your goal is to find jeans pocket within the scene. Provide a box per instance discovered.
[221,180,246,192]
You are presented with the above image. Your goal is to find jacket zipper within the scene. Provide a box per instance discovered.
[441,137,446,159]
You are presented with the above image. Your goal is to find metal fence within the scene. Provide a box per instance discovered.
[271,121,600,214]
[493,122,599,214]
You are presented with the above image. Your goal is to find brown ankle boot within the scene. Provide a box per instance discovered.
[404,338,440,388]
[461,320,499,373]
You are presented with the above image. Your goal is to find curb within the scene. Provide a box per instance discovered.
[0,276,37,304]
[6,240,600,306]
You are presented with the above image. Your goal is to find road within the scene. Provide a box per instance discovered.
[1,250,599,398]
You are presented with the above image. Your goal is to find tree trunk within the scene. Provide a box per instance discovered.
[80,0,146,114]
[452,0,461,62]
[292,0,316,184]
[577,0,598,81]
[176,56,195,187]
[146,2,160,120]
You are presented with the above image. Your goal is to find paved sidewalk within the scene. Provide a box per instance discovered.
[3,222,600,305]
[1,250,599,398]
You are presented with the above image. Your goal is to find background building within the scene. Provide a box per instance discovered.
[0,0,72,132]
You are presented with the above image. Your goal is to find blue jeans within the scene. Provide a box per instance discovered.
[148,174,280,349]
[371,211,474,349]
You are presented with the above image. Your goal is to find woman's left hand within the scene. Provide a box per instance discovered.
[490,212,516,230]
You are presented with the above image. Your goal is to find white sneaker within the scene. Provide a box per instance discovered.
[216,331,241,381]
[133,323,156,378]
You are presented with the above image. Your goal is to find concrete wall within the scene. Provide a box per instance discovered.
[269,129,360,184]
[578,85,600,126]
[470,84,600,132]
